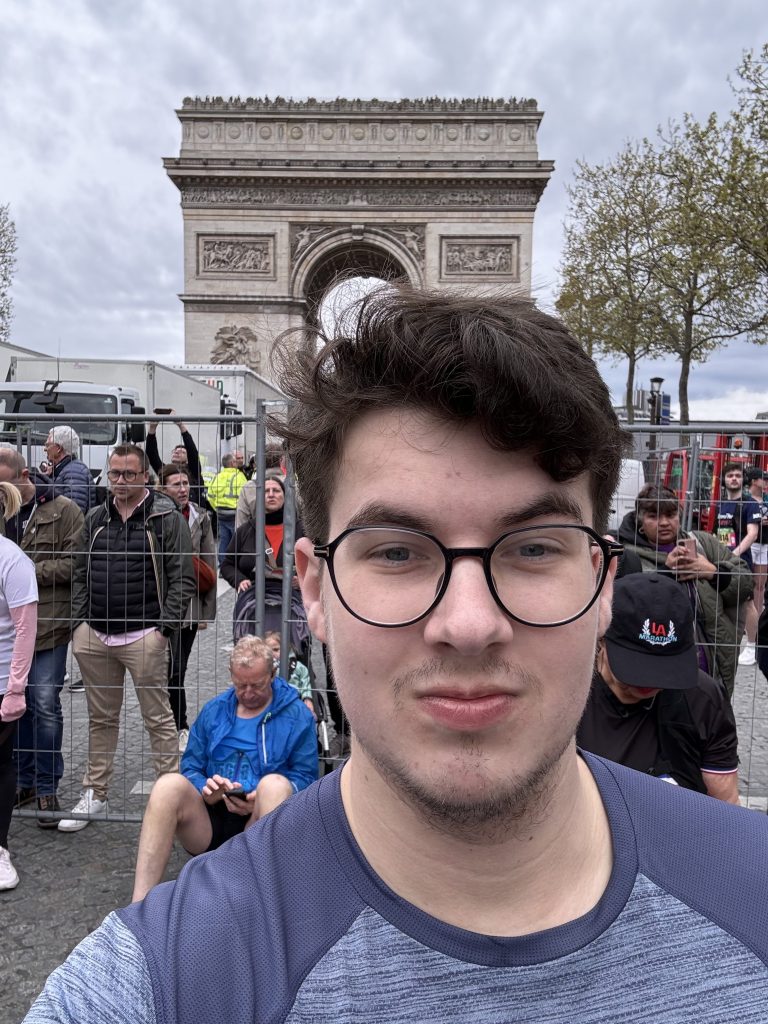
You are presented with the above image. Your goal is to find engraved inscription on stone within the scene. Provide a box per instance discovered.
[440,237,520,279]
[198,235,274,276]
[184,186,538,210]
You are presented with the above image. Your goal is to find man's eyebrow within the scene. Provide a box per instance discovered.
[496,493,586,530]
[345,503,434,533]
[344,493,586,535]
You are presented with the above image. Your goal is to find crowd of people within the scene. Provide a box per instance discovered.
[0,417,319,891]
[18,286,768,1023]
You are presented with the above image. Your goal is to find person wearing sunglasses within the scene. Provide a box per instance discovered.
[26,290,768,1022]
[58,445,195,832]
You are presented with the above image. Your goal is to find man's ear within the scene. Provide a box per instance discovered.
[597,542,618,640]
[294,537,327,644]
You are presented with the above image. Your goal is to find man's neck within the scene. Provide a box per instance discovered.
[18,482,36,506]
[340,743,612,937]
[113,489,148,521]
[725,488,742,500]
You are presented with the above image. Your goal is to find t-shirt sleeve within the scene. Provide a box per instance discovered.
[744,498,763,528]
[695,677,739,773]
[2,548,38,609]
[22,913,156,1024]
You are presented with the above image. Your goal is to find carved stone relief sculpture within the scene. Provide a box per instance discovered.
[211,325,262,368]
[198,235,274,276]
[440,237,520,279]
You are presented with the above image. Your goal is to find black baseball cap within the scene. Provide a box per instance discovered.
[604,573,698,690]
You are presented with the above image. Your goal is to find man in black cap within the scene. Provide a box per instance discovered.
[578,572,739,802]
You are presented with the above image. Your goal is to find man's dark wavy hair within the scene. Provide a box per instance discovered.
[269,285,630,541]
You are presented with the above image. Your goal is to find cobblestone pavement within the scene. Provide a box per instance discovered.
[5,593,768,1021]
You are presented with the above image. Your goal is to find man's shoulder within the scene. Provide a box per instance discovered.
[589,754,768,944]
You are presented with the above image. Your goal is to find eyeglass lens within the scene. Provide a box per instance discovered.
[329,527,605,626]
[107,469,139,482]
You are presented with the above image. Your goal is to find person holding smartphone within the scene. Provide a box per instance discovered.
[618,484,753,697]
[131,635,317,902]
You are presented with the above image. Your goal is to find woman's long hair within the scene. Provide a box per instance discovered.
[0,481,22,525]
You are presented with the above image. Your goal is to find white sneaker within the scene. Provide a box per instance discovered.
[178,729,189,753]
[0,846,19,890]
[739,643,756,666]
[58,788,109,832]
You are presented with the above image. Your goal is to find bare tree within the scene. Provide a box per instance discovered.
[0,204,17,345]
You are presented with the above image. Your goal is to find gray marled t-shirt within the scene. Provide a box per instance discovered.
[25,755,768,1023]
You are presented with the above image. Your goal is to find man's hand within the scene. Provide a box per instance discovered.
[148,419,159,434]
[303,697,317,719]
[223,790,256,816]
[171,410,188,433]
[0,691,26,722]
[202,774,239,805]
[238,579,253,593]
[665,544,716,582]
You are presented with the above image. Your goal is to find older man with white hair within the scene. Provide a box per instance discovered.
[44,426,94,514]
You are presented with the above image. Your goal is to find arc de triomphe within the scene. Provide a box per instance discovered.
[164,97,553,372]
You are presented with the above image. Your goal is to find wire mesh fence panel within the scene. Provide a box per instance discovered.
[3,408,344,828]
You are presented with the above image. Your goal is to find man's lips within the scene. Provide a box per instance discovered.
[417,689,517,730]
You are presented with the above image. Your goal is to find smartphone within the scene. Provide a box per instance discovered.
[153,407,173,416]
[679,538,697,557]
[225,788,249,802]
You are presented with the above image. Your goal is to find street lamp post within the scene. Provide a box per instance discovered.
[648,377,664,483]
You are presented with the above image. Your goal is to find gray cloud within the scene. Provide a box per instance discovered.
[1,0,766,409]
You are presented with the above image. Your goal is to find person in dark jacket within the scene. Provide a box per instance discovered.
[59,444,196,832]
[131,635,317,901]
[44,426,95,514]
[578,572,739,802]
[0,450,84,826]
[221,475,309,652]
[145,411,206,507]
[618,483,752,696]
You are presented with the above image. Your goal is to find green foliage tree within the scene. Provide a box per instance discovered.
[556,143,666,424]
[557,53,768,425]
[0,204,17,345]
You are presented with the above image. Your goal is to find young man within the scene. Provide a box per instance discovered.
[714,461,762,665]
[578,572,739,801]
[25,291,768,1022]
[59,445,196,831]
[131,636,317,902]
[745,468,768,631]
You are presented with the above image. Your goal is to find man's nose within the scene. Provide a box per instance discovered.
[422,555,513,654]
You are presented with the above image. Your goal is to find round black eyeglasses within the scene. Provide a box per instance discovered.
[314,524,623,629]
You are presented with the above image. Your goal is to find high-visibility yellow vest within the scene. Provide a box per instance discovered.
[207,467,246,511]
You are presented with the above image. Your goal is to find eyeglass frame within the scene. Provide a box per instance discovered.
[106,468,144,482]
[313,524,624,629]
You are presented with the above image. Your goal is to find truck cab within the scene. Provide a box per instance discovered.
[0,380,144,483]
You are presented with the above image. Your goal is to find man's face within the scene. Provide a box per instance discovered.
[0,463,21,487]
[161,472,190,508]
[640,508,679,546]
[724,469,743,493]
[171,446,188,466]
[44,434,65,465]
[231,659,274,712]
[233,451,244,468]
[296,409,614,832]
[107,453,148,502]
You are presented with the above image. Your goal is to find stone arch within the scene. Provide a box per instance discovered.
[291,227,423,323]
[166,97,553,368]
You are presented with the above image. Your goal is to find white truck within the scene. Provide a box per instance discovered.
[171,363,284,461]
[1,357,226,485]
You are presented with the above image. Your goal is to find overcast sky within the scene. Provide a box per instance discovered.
[1,0,767,418]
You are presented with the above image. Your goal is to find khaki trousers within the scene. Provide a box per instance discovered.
[73,624,179,800]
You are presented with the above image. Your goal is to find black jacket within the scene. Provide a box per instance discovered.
[71,490,196,636]
[146,430,206,506]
